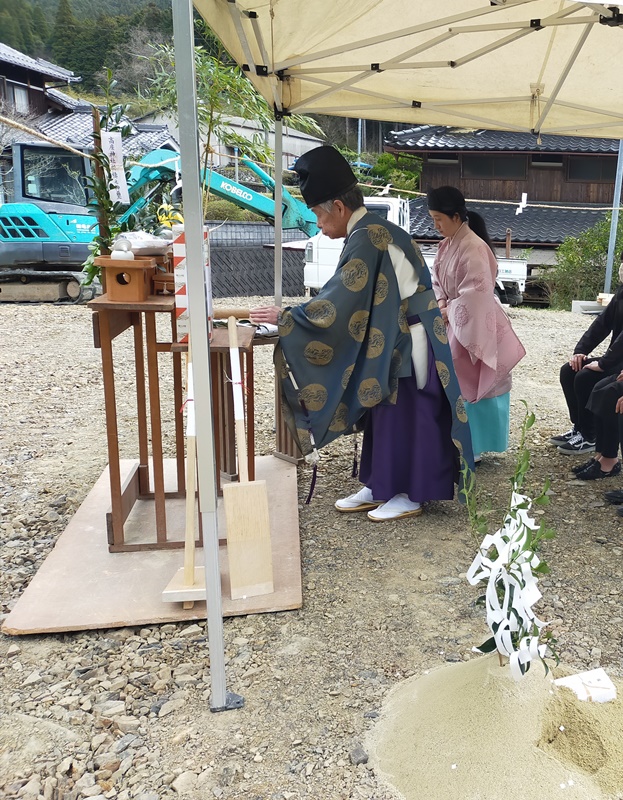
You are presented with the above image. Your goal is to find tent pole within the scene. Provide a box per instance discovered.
[171,0,242,713]
[274,117,283,306]
[604,139,623,294]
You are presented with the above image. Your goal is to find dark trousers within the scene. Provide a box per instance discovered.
[586,375,623,458]
[559,359,611,441]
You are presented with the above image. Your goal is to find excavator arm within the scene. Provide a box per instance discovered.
[125,149,318,236]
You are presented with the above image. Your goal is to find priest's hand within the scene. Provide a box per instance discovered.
[249,305,280,326]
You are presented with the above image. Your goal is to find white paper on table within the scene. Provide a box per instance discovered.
[554,668,617,703]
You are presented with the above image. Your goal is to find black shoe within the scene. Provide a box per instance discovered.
[557,432,596,455]
[572,458,597,475]
[576,461,622,481]
[550,427,577,446]
[605,489,623,504]
[616,506,623,517]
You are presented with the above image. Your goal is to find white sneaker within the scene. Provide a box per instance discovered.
[367,493,422,522]
[335,486,380,512]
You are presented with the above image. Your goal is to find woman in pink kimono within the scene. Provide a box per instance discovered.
[427,186,526,460]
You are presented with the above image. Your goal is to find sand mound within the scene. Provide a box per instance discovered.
[367,655,623,800]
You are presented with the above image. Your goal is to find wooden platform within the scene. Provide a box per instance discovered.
[2,457,301,636]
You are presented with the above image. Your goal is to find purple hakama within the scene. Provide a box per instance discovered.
[359,341,457,503]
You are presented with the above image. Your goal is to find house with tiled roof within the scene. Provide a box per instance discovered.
[0,43,177,158]
[385,125,618,272]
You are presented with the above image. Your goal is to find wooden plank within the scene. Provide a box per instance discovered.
[223,480,274,599]
[145,312,167,542]
[1,457,301,634]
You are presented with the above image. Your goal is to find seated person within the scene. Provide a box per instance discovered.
[571,371,623,480]
[551,255,623,455]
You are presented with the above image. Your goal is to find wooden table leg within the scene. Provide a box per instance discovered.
[133,313,150,495]
[145,312,167,543]
[99,310,124,547]
[171,313,185,493]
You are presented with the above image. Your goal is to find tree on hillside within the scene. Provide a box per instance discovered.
[31,2,50,53]
[49,0,80,72]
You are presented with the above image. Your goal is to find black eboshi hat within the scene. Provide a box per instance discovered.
[294,145,358,208]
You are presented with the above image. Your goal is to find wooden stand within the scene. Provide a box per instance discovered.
[90,300,300,554]
[90,294,191,553]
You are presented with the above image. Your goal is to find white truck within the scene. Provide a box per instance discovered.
[303,196,527,305]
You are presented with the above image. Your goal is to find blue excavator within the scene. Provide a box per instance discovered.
[0,141,318,302]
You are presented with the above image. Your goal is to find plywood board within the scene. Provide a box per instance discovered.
[2,457,301,635]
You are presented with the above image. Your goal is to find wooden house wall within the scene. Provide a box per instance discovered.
[420,156,615,205]
[0,63,49,115]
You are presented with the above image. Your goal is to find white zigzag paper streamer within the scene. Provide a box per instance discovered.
[467,491,548,680]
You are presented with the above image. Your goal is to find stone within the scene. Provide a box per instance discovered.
[159,699,185,717]
[349,745,368,766]
[171,771,198,793]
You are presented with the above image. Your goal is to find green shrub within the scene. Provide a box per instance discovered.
[204,198,265,222]
[548,214,623,309]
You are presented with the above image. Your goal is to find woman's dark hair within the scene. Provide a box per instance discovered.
[426,185,495,255]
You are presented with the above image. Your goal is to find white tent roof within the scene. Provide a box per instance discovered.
[194,0,623,138]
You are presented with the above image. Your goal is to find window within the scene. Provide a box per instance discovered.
[21,147,87,206]
[531,153,563,168]
[427,152,459,165]
[462,154,527,180]
[567,156,616,182]
[12,85,29,113]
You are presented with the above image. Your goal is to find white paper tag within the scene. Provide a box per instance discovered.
[100,131,130,205]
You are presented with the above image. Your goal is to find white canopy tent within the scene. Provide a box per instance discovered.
[174,0,623,710]
[193,0,623,137]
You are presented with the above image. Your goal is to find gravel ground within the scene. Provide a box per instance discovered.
[1,299,622,800]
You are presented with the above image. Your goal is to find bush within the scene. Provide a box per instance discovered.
[548,214,623,309]
[204,198,265,222]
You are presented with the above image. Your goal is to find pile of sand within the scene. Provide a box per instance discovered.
[367,654,623,800]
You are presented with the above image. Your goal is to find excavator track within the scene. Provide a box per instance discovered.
[0,270,99,304]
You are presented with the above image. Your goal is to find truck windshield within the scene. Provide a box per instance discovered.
[365,204,390,220]
[22,147,87,206]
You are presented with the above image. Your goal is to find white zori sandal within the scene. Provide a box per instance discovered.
[334,486,380,512]
[367,494,422,522]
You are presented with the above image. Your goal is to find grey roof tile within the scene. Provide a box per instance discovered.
[410,197,607,246]
[0,43,78,82]
[387,125,619,153]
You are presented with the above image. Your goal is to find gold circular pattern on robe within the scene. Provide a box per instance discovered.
[456,397,468,423]
[296,427,312,454]
[398,302,410,334]
[358,377,383,408]
[436,360,450,388]
[367,224,393,251]
[433,315,448,343]
[281,400,296,428]
[275,349,290,380]
[428,299,438,311]
[452,437,464,453]
[328,402,349,432]
[341,259,369,292]
[279,310,295,336]
[373,273,389,305]
[412,240,426,265]
[299,383,328,411]
[341,364,355,389]
[416,283,427,293]
[305,299,337,328]
[391,348,403,375]
[366,328,385,359]
[348,310,369,342]
[304,340,334,366]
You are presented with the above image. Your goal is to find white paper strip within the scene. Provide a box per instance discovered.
[100,131,130,205]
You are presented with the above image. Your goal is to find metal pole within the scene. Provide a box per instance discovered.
[171,0,242,713]
[274,118,283,306]
[604,139,623,293]
[357,118,362,167]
